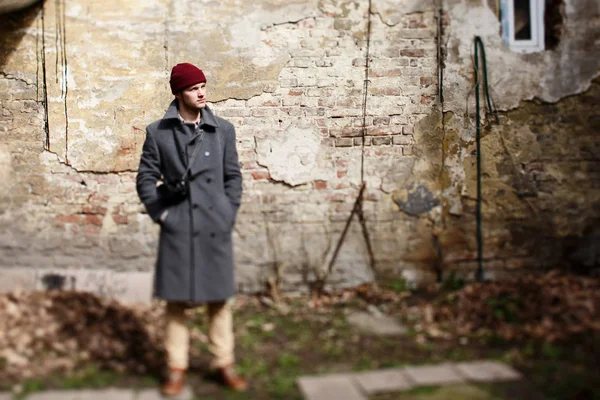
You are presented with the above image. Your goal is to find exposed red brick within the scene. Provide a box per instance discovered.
[337,170,347,178]
[82,205,107,215]
[372,137,392,146]
[288,89,304,96]
[370,68,402,77]
[420,76,435,86]
[112,215,128,225]
[335,138,354,147]
[251,170,271,180]
[55,214,103,226]
[340,128,361,137]
[85,215,104,226]
[400,49,425,57]
[55,215,81,225]
[314,180,328,190]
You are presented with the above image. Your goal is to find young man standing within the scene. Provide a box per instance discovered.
[136,63,247,396]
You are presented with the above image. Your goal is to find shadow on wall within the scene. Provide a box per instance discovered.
[0,1,44,69]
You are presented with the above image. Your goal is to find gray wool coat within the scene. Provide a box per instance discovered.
[136,100,243,303]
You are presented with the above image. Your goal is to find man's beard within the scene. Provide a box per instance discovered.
[182,98,205,112]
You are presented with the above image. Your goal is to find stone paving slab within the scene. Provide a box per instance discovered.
[353,368,413,394]
[455,361,523,382]
[297,375,366,400]
[133,386,193,400]
[403,363,466,386]
[0,393,12,400]
[26,389,134,400]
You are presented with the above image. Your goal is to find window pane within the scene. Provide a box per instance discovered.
[514,0,532,40]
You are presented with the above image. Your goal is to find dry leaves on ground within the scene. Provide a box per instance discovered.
[432,270,600,342]
[0,291,166,383]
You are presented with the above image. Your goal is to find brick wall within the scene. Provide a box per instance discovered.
[0,0,597,300]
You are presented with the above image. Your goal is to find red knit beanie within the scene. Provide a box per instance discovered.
[169,63,207,94]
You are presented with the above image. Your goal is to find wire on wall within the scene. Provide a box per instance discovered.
[472,36,498,282]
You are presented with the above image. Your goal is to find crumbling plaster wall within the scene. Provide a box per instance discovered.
[0,0,598,299]
[434,0,600,275]
[0,0,439,295]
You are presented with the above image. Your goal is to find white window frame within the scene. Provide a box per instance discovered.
[501,0,545,53]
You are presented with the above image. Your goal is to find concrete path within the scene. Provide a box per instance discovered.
[0,361,521,400]
[0,387,194,400]
[297,360,522,400]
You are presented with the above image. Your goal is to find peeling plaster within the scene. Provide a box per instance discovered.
[439,0,600,221]
[444,0,600,114]
[35,0,326,172]
[371,0,436,26]
[255,123,334,186]
[2,0,598,290]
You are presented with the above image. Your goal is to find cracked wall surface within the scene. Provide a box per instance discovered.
[0,0,598,299]
[427,0,600,278]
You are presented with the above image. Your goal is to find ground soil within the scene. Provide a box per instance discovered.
[1,276,599,400]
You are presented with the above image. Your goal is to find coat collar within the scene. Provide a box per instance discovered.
[162,99,220,129]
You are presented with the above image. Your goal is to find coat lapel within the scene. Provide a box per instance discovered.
[161,100,222,178]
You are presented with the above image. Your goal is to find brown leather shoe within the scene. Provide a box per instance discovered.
[217,364,249,392]
[161,367,186,397]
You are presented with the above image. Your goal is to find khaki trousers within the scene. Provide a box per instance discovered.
[164,300,235,370]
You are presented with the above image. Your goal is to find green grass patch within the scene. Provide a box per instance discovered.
[387,278,409,293]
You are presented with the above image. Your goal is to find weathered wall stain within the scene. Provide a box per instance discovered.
[0,0,598,297]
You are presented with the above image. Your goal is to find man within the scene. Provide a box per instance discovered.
[136,62,247,396]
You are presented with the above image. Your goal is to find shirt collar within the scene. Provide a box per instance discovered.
[162,100,220,129]
[177,112,201,128]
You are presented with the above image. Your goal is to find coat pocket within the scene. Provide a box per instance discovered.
[160,204,183,232]
[217,195,235,231]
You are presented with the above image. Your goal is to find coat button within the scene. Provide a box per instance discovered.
[210,232,215,238]
[193,231,200,237]
[209,205,214,211]
[192,203,199,209]
[206,178,212,183]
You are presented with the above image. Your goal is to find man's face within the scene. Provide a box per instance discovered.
[176,82,207,111]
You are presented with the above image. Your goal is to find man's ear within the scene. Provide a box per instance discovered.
[174,92,182,101]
